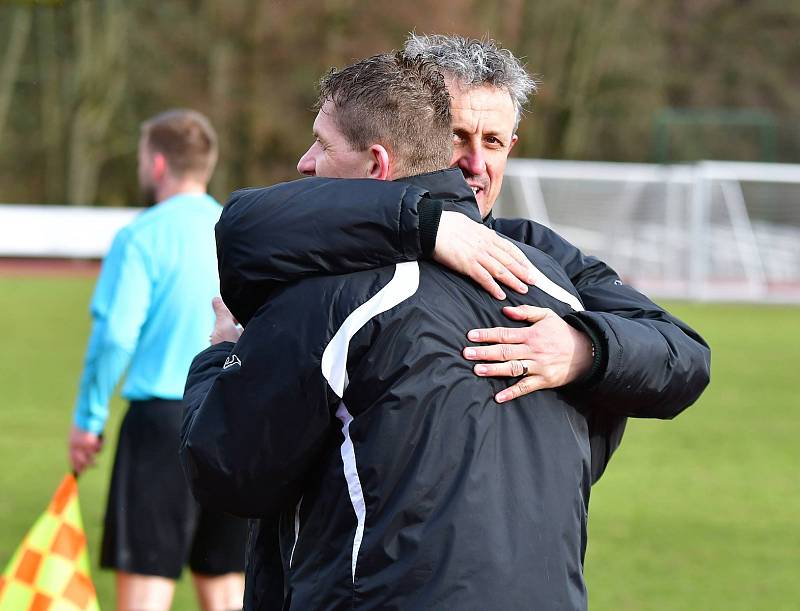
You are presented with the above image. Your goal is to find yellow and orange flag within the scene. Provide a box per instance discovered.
[0,474,99,610]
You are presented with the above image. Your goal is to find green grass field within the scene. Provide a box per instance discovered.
[1,275,798,610]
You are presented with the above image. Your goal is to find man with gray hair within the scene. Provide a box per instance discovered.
[404,32,537,217]
[214,34,710,484]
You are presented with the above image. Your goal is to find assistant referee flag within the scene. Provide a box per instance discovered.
[0,474,99,610]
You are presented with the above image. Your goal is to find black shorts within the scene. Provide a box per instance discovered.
[100,399,248,579]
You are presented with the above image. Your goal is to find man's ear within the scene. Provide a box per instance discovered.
[367,144,391,180]
[152,152,168,181]
[509,133,519,153]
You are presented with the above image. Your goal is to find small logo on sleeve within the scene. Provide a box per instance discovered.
[223,354,242,370]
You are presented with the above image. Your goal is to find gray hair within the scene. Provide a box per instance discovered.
[403,33,538,131]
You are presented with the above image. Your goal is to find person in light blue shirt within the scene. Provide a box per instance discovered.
[72,190,221,435]
[68,109,247,611]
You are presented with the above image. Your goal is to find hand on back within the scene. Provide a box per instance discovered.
[434,211,537,300]
[463,305,594,402]
[434,213,593,400]
[210,296,242,345]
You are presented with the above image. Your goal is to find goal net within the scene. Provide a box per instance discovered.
[496,159,800,303]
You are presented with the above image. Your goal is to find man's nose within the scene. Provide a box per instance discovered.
[456,145,485,176]
[297,149,316,176]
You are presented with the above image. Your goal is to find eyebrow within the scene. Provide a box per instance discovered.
[453,126,506,137]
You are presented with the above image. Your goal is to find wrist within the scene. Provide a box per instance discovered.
[418,197,443,258]
[563,314,606,387]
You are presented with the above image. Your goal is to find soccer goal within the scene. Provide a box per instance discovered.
[496,159,800,303]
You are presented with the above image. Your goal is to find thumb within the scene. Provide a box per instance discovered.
[503,305,550,323]
[211,296,233,320]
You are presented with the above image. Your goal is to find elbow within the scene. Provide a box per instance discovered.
[99,334,137,356]
[683,349,711,412]
[677,344,711,408]
[614,346,711,421]
[179,437,221,511]
[653,348,712,420]
[179,435,271,519]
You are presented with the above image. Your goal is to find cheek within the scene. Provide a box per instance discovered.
[449,144,474,169]
[486,152,509,183]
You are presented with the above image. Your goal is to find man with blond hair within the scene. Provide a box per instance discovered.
[69,109,247,611]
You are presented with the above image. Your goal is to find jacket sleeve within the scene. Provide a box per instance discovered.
[493,217,711,420]
[180,286,338,518]
[217,177,432,325]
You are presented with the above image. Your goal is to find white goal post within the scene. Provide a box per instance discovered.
[495,159,800,303]
[2,161,799,304]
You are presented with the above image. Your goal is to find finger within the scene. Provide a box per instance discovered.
[68,450,81,473]
[70,449,88,474]
[469,261,506,300]
[473,359,534,377]
[502,305,551,323]
[463,342,526,362]
[482,250,529,295]
[494,235,538,284]
[493,256,535,293]
[496,376,544,403]
[466,325,528,344]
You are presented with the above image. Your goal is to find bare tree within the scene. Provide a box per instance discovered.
[66,0,128,205]
[0,7,33,142]
[37,6,66,203]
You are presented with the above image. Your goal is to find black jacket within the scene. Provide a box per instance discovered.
[212,167,711,483]
[181,171,596,610]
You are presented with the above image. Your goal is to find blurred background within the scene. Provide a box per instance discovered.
[1,0,799,205]
[1,0,798,609]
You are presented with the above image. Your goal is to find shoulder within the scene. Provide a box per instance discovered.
[291,264,404,311]
[252,265,409,341]
[129,194,220,239]
[107,220,145,258]
[492,215,593,267]
[224,177,414,212]
[492,216,568,246]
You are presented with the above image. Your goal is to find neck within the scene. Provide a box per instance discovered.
[155,177,207,204]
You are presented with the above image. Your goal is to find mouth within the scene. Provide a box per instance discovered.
[468,184,484,198]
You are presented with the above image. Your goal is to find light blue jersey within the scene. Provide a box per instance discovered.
[73,193,222,434]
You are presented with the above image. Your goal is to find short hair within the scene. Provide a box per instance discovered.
[316,52,452,177]
[404,33,538,131]
[140,109,218,182]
